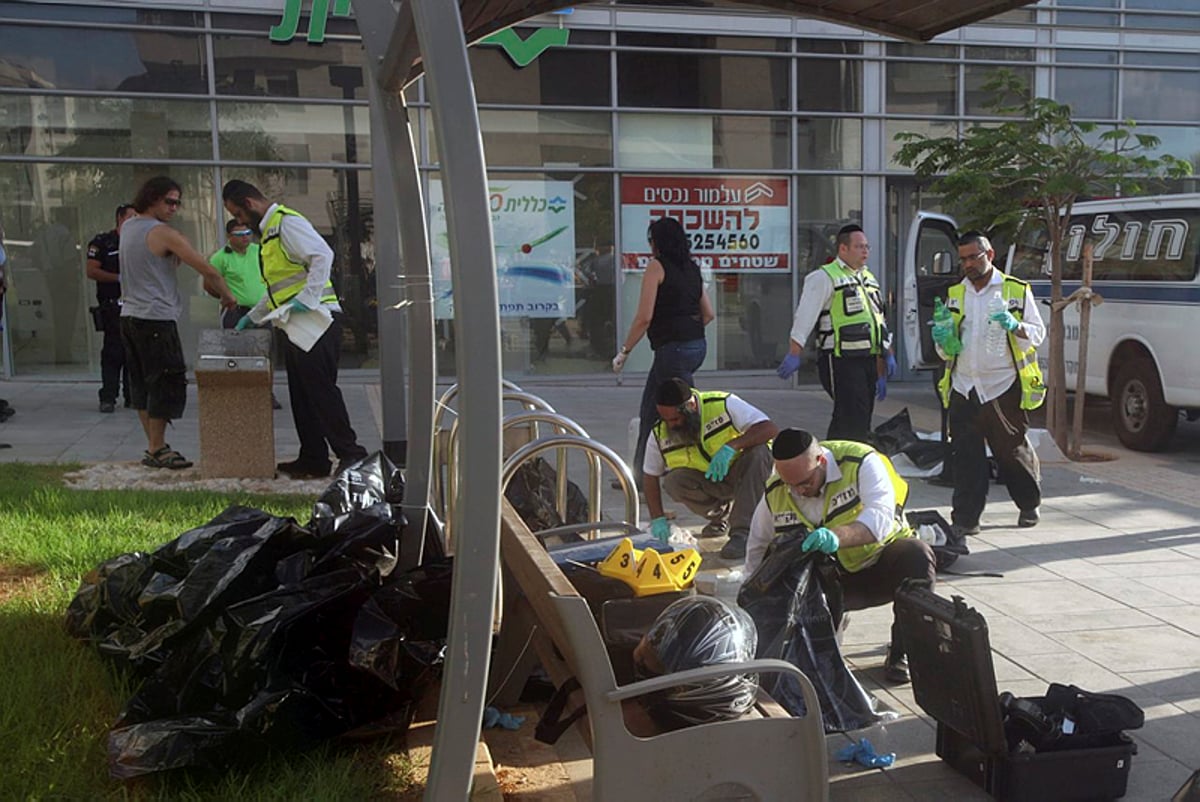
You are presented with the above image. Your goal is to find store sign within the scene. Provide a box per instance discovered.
[270,1,571,67]
[270,0,350,43]
[429,179,577,320]
[619,176,790,272]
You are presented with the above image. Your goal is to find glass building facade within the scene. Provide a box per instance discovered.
[0,0,1197,382]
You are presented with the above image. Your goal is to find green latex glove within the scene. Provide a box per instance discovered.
[931,321,962,356]
[650,516,670,544]
[990,308,1021,332]
[705,445,738,482]
[802,527,840,554]
[234,314,252,331]
[288,298,312,313]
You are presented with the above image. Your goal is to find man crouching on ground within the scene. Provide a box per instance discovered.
[642,377,778,560]
[744,428,936,683]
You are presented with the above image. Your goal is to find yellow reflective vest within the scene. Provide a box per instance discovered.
[653,390,742,473]
[763,440,911,572]
[816,259,886,357]
[259,205,337,310]
[937,276,1046,411]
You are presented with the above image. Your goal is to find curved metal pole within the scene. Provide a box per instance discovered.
[501,411,601,529]
[502,434,640,529]
[443,391,558,545]
[356,0,434,569]
[432,378,523,521]
[408,2,502,796]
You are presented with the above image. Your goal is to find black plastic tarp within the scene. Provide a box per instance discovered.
[737,529,884,733]
[65,452,450,779]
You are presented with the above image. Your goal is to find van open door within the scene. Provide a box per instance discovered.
[902,212,960,370]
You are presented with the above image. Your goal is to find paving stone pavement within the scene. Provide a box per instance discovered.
[1,371,1197,799]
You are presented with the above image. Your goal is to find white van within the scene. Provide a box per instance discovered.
[903,193,1200,452]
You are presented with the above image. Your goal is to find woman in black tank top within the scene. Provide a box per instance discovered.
[612,216,715,483]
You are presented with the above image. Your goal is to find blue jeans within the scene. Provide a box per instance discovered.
[634,338,707,483]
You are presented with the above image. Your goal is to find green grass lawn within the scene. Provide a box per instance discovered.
[0,464,417,800]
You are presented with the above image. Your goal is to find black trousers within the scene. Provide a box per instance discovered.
[97,301,128,405]
[838,537,936,656]
[817,352,877,442]
[283,315,367,469]
[948,379,1041,529]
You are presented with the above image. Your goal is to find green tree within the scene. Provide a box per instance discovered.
[894,69,1191,455]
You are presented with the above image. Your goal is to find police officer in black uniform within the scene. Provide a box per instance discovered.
[85,204,137,413]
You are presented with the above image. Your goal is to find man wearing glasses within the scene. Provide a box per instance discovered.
[744,427,935,683]
[210,219,264,330]
[932,231,1046,535]
[642,377,778,560]
[120,176,237,470]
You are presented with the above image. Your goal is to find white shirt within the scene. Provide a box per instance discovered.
[249,203,341,322]
[642,393,769,477]
[788,264,836,348]
[744,448,895,576]
[788,259,891,351]
[947,270,1045,404]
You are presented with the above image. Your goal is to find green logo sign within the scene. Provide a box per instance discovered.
[270,0,351,44]
[269,2,570,67]
[481,28,570,67]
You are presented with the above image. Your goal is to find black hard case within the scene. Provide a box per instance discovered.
[895,584,1135,801]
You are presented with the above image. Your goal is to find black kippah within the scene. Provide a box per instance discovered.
[837,223,863,237]
[655,377,692,406]
[771,428,814,460]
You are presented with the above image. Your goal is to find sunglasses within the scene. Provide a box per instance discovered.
[164,198,183,208]
[231,229,252,236]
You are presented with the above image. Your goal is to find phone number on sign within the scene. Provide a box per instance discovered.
[690,232,761,251]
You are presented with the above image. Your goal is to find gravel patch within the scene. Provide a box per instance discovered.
[63,462,331,495]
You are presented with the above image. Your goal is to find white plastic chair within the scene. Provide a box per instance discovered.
[549,593,830,802]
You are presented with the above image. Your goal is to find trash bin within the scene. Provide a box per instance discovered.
[195,329,275,479]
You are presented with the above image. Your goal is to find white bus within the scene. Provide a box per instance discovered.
[903,193,1200,452]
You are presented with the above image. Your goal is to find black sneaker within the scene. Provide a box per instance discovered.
[277,459,331,479]
[99,401,116,413]
[700,519,729,538]
[1018,508,1040,528]
[954,522,981,537]
[884,643,910,684]
[719,536,746,560]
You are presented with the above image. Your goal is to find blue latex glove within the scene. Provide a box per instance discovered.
[650,516,671,544]
[705,445,738,482]
[884,352,897,378]
[876,375,887,402]
[802,527,839,554]
[482,706,525,731]
[234,314,253,331]
[288,298,312,313]
[776,352,802,379]
[990,308,1021,332]
[835,737,896,769]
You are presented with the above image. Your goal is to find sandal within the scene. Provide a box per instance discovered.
[142,445,194,470]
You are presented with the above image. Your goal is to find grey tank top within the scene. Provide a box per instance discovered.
[119,216,183,321]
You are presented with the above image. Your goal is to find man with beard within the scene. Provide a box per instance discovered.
[642,377,778,560]
[222,179,367,479]
[744,428,935,683]
[933,231,1046,534]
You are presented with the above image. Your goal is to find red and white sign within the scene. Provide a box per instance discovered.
[619,176,790,272]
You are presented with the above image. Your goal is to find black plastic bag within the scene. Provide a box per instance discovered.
[67,454,447,779]
[504,456,589,534]
[873,408,946,471]
[737,529,883,733]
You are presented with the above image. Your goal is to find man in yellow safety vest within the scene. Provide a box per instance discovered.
[744,428,936,683]
[223,179,367,480]
[643,377,779,560]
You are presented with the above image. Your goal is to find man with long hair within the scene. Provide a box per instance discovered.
[120,176,236,469]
